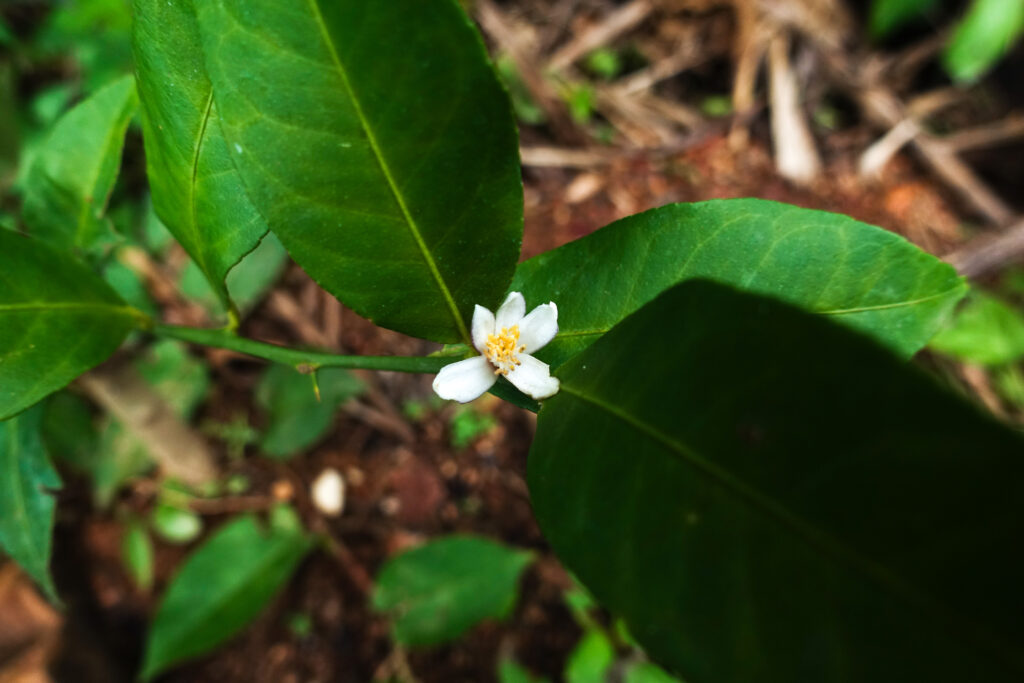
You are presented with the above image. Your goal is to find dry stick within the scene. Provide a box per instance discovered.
[547,0,653,71]
[767,32,821,184]
[859,118,920,178]
[78,365,219,485]
[946,216,1024,279]
[823,56,1015,226]
[476,0,586,145]
[945,115,1024,153]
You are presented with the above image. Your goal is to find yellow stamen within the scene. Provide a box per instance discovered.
[485,325,522,376]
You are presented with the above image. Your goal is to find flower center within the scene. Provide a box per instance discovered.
[485,325,525,375]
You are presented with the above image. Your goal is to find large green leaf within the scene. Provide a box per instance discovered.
[256,364,364,460]
[929,292,1024,365]
[943,0,1024,83]
[511,199,965,367]
[21,75,137,253]
[195,0,522,343]
[529,280,1024,683]
[141,507,312,680]
[133,0,268,312]
[0,229,143,420]
[372,535,533,647]
[0,407,61,601]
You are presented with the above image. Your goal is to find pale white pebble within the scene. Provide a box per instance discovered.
[311,468,345,517]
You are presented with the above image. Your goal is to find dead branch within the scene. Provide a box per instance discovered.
[768,32,821,184]
[476,0,586,144]
[548,0,654,71]
[78,365,219,486]
[946,216,1024,278]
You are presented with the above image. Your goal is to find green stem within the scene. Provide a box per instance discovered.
[153,324,454,374]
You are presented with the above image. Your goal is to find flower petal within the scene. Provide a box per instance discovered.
[495,291,526,330]
[471,305,495,354]
[518,302,558,353]
[432,356,497,403]
[506,353,560,400]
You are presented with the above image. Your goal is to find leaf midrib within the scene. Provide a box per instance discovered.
[557,382,1022,675]
[149,531,310,673]
[552,285,966,342]
[186,90,217,292]
[305,0,470,343]
[0,301,142,317]
[73,85,131,249]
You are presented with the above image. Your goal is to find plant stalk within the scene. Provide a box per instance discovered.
[153,324,454,374]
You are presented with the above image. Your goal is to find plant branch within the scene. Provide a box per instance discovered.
[153,324,454,374]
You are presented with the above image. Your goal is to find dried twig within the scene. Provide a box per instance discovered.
[945,216,1024,278]
[548,0,653,71]
[767,32,821,184]
[945,115,1024,153]
[476,0,586,144]
[78,365,219,485]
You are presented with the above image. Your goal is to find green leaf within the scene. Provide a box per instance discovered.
[141,510,313,680]
[512,199,965,368]
[499,657,553,683]
[33,0,133,94]
[151,503,203,545]
[133,0,268,312]
[929,292,1024,365]
[179,232,289,319]
[869,0,941,39]
[195,0,523,343]
[136,340,210,420]
[0,407,61,601]
[41,391,99,472]
[21,75,137,254]
[565,630,615,683]
[256,365,364,460]
[122,519,155,591]
[944,0,1024,82]
[529,280,1024,683]
[0,229,142,420]
[371,535,533,647]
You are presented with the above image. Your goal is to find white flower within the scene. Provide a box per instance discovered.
[432,292,560,403]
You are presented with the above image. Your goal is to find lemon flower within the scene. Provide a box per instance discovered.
[432,292,560,403]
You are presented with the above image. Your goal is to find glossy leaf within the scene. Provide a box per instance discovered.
[256,365,364,460]
[0,407,61,601]
[530,280,1024,683]
[943,0,1024,82]
[372,535,533,647]
[0,229,142,420]
[133,0,268,311]
[141,509,312,680]
[511,199,965,368]
[21,75,137,253]
[929,292,1024,365]
[195,0,523,343]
